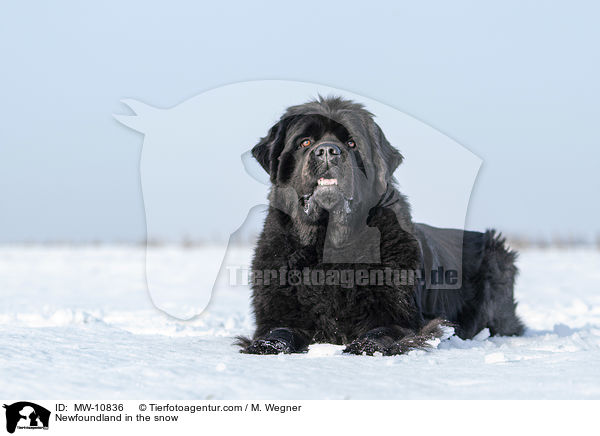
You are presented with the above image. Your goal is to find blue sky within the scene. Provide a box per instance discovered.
[1,1,598,242]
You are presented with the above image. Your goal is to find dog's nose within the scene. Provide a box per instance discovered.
[313,143,341,160]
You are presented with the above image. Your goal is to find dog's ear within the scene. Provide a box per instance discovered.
[252,117,293,182]
[373,122,403,179]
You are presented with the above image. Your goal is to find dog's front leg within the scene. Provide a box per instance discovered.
[237,328,310,355]
[343,326,407,356]
[343,319,452,356]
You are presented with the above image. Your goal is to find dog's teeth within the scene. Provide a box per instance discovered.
[317,178,338,186]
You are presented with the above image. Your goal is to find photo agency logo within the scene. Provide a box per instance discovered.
[3,402,50,433]
[114,80,481,320]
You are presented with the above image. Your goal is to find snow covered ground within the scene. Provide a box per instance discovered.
[1,245,599,399]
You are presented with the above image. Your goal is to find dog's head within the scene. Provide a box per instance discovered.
[252,96,403,246]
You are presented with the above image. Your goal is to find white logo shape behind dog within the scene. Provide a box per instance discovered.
[114,81,481,319]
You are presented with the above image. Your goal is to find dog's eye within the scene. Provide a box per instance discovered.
[300,138,312,147]
[346,140,356,148]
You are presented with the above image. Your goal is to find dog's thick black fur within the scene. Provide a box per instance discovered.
[237,96,524,356]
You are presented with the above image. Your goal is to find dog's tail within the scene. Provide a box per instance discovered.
[233,335,252,349]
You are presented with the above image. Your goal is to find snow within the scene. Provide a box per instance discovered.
[1,245,600,399]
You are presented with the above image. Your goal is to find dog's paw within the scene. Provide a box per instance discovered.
[241,339,293,355]
[343,337,388,356]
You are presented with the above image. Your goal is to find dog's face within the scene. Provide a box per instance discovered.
[252,97,403,246]
[274,114,360,219]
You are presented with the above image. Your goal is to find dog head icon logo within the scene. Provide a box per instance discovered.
[3,402,50,433]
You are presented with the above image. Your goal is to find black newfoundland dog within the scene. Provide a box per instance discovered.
[237,96,524,355]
